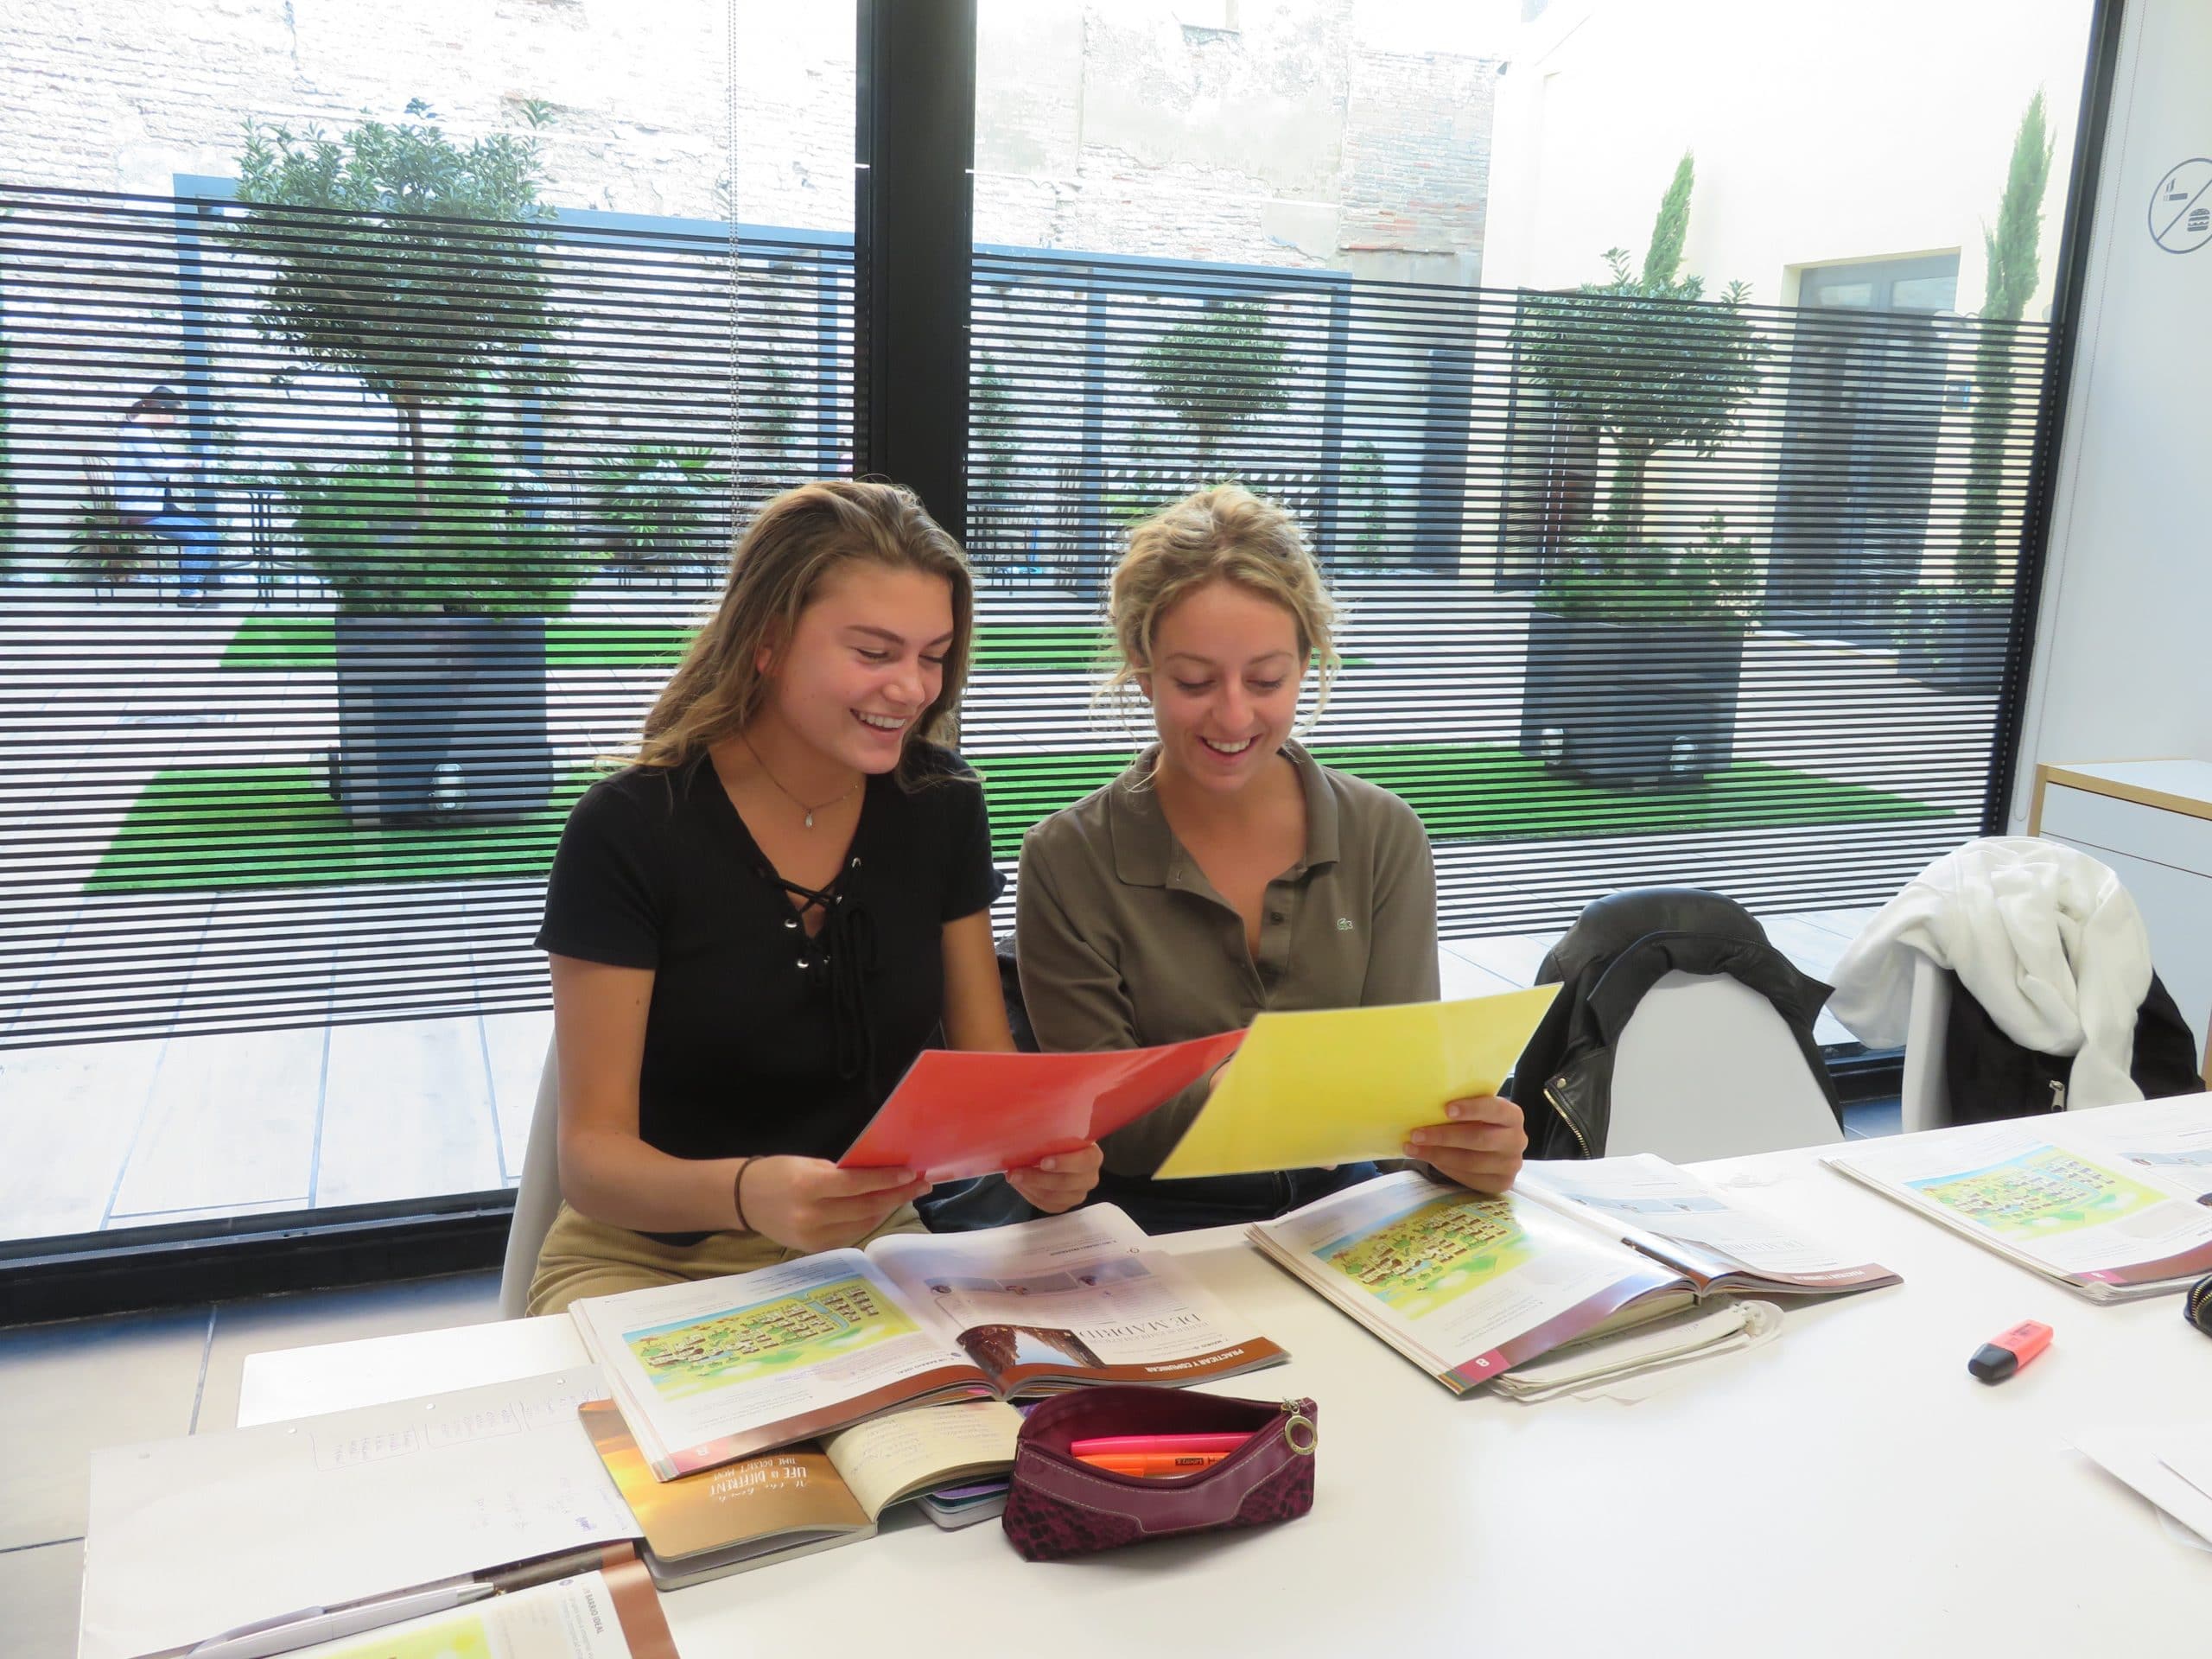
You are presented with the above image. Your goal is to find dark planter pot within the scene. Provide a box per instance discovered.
[1895,597,2009,696]
[330,613,556,824]
[1517,609,1745,787]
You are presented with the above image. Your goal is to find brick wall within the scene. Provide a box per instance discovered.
[3,0,1493,280]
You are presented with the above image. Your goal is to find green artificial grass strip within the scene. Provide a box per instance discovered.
[87,740,1946,895]
[86,765,601,893]
[217,614,1111,674]
[217,615,696,671]
[972,741,1948,860]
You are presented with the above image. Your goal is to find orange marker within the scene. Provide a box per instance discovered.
[1074,1450,1230,1478]
[1968,1319,2053,1383]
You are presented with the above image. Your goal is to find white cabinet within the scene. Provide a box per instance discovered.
[2031,760,2212,1069]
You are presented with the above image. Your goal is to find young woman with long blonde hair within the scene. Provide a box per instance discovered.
[1015,484,1524,1232]
[528,480,1100,1313]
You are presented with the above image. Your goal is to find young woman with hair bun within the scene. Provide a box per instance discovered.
[1014,484,1524,1232]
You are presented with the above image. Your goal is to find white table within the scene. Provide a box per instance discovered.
[222,1116,2212,1657]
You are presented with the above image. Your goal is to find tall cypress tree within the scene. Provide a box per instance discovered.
[1959,92,2052,592]
[1641,153,1695,289]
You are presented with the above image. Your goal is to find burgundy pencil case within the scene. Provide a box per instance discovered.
[1001,1386,1318,1562]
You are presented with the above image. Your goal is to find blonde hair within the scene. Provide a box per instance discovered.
[637,480,974,783]
[1104,484,1340,722]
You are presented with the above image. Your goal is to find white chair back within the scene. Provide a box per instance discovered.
[1603,969,1847,1161]
[1899,953,1954,1135]
[499,1045,562,1320]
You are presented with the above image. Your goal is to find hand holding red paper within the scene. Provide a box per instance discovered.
[837,1030,1247,1183]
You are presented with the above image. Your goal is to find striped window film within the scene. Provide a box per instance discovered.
[1,185,849,1048]
[0,194,2053,1052]
[962,247,2051,941]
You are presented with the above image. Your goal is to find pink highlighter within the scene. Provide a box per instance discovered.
[1067,1432,1254,1458]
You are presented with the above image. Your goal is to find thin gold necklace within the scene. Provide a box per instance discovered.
[738,732,860,829]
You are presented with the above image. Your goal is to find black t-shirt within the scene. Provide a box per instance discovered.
[535,743,1002,1183]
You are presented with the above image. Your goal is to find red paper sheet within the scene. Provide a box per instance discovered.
[838,1030,1249,1181]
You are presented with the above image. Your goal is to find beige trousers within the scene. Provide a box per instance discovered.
[524,1201,928,1317]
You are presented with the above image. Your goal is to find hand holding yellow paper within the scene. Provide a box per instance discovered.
[1153,986,1560,1179]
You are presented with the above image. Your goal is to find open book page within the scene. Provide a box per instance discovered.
[867,1205,1287,1390]
[569,1250,991,1480]
[579,1402,870,1580]
[278,1562,677,1659]
[1827,1118,2212,1296]
[80,1370,638,1659]
[1520,1154,1901,1294]
[1249,1171,1691,1395]
[1490,1300,1783,1403]
[821,1401,1022,1517]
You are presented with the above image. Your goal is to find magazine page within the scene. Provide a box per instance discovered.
[2076,1092,2212,1196]
[1827,1119,2212,1293]
[868,1205,1287,1390]
[1521,1154,1900,1293]
[1251,1171,1689,1394]
[276,1562,677,1659]
[570,1250,991,1479]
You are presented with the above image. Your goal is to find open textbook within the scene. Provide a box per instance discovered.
[264,1561,677,1659]
[80,1370,641,1659]
[1825,1104,2212,1300]
[1518,1154,1902,1297]
[2076,1090,2212,1198]
[582,1399,1020,1588]
[1250,1170,1783,1395]
[570,1205,1286,1480]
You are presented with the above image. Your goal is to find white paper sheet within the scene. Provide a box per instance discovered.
[276,1572,640,1659]
[1524,1155,1867,1277]
[79,1369,636,1659]
[2074,1425,2212,1548]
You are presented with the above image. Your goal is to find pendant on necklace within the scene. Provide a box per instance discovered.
[804,811,815,829]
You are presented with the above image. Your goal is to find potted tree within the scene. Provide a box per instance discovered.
[1138,297,1290,481]
[235,99,585,823]
[1511,155,1767,786]
[1897,92,2052,696]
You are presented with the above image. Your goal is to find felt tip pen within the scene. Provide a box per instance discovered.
[1967,1319,2053,1383]
[1068,1433,1252,1458]
[1075,1450,1232,1477]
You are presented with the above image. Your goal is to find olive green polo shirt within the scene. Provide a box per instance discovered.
[1014,741,1440,1179]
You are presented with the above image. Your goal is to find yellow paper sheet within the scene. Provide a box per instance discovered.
[1152,986,1561,1179]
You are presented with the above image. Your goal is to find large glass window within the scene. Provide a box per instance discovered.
[0,2,856,1243]
[968,0,2096,961]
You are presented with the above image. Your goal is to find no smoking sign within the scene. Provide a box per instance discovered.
[2149,157,2212,254]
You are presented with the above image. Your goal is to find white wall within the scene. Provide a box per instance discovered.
[1484,0,2094,316]
[2008,0,2212,823]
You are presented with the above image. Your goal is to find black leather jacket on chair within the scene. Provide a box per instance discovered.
[1505,887,1845,1160]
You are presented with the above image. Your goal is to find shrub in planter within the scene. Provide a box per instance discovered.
[1891,585,2012,696]
[1518,518,1758,786]
[238,99,582,823]
[1510,155,1768,786]
[283,429,597,822]
[588,443,728,587]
